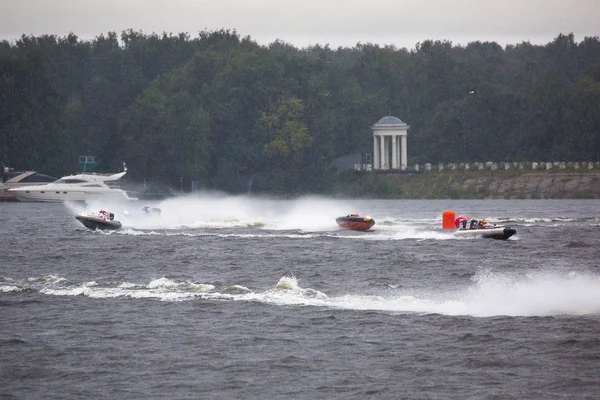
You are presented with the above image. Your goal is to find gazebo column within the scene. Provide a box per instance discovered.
[398,136,402,169]
[396,136,402,168]
[401,135,407,170]
[380,135,386,169]
[373,135,379,169]
[391,136,395,169]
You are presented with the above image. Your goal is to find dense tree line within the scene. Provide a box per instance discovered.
[1,30,599,194]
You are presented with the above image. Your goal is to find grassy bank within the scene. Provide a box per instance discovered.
[331,169,600,199]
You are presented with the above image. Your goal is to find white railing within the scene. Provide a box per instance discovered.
[415,161,599,172]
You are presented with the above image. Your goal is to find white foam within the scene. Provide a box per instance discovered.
[27,275,66,285]
[306,270,600,317]
[0,285,22,293]
[21,268,600,318]
[147,277,180,289]
[223,271,600,317]
[66,193,353,232]
[66,194,508,242]
[454,270,600,317]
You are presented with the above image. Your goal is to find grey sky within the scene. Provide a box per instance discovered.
[1,0,599,49]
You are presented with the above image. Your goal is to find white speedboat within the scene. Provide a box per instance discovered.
[9,168,135,203]
[1,167,57,201]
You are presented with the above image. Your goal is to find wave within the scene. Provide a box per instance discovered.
[3,270,600,317]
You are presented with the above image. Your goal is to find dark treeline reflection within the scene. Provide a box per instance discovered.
[1,29,599,194]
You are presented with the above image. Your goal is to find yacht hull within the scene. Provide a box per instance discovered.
[1,169,57,201]
[0,183,12,201]
[8,169,135,202]
[12,190,131,202]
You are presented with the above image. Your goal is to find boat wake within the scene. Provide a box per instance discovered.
[67,194,347,231]
[62,194,596,240]
[3,270,600,317]
[64,196,462,240]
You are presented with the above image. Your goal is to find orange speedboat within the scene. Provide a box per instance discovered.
[336,213,375,231]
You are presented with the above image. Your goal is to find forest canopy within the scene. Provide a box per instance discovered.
[1,30,599,193]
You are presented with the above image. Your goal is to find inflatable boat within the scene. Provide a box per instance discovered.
[441,209,516,240]
[75,210,122,231]
[336,213,375,231]
[453,225,517,240]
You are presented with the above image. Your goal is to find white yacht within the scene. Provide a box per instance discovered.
[1,167,58,201]
[9,168,136,203]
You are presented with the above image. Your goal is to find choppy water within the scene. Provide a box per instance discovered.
[1,196,600,399]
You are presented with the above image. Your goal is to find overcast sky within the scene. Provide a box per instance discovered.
[1,0,599,49]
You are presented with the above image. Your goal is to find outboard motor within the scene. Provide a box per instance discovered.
[109,212,115,221]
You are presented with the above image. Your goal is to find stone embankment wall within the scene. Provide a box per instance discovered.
[417,161,600,199]
[433,170,600,199]
[337,169,600,199]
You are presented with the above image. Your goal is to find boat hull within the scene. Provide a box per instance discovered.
[13,189,132,203]
[8,169,136,202]
[1,169,57,201]
[75,215,122,231]
[336,216,375,231]
[0,183,12,201]
[453,226,516,240]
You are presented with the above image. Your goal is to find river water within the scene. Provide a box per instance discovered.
[1,196,599,399]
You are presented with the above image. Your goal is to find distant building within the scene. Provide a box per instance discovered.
[372,116,409,170]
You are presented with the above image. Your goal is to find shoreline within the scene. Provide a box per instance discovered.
[333,170,600,199]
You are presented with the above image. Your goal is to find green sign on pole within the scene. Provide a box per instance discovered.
[79,155,99,172]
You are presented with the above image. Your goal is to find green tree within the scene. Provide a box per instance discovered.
[255,97,312,192]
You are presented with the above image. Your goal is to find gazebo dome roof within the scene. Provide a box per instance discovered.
[375,116,405,125]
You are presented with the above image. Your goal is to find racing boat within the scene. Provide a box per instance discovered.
[442,209,516,240]
[141,205,162,215]
[336,213,375,231]
[452,225,517,240]
[75,209,122,231]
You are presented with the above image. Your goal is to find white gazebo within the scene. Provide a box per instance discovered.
[372,116,409,170]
